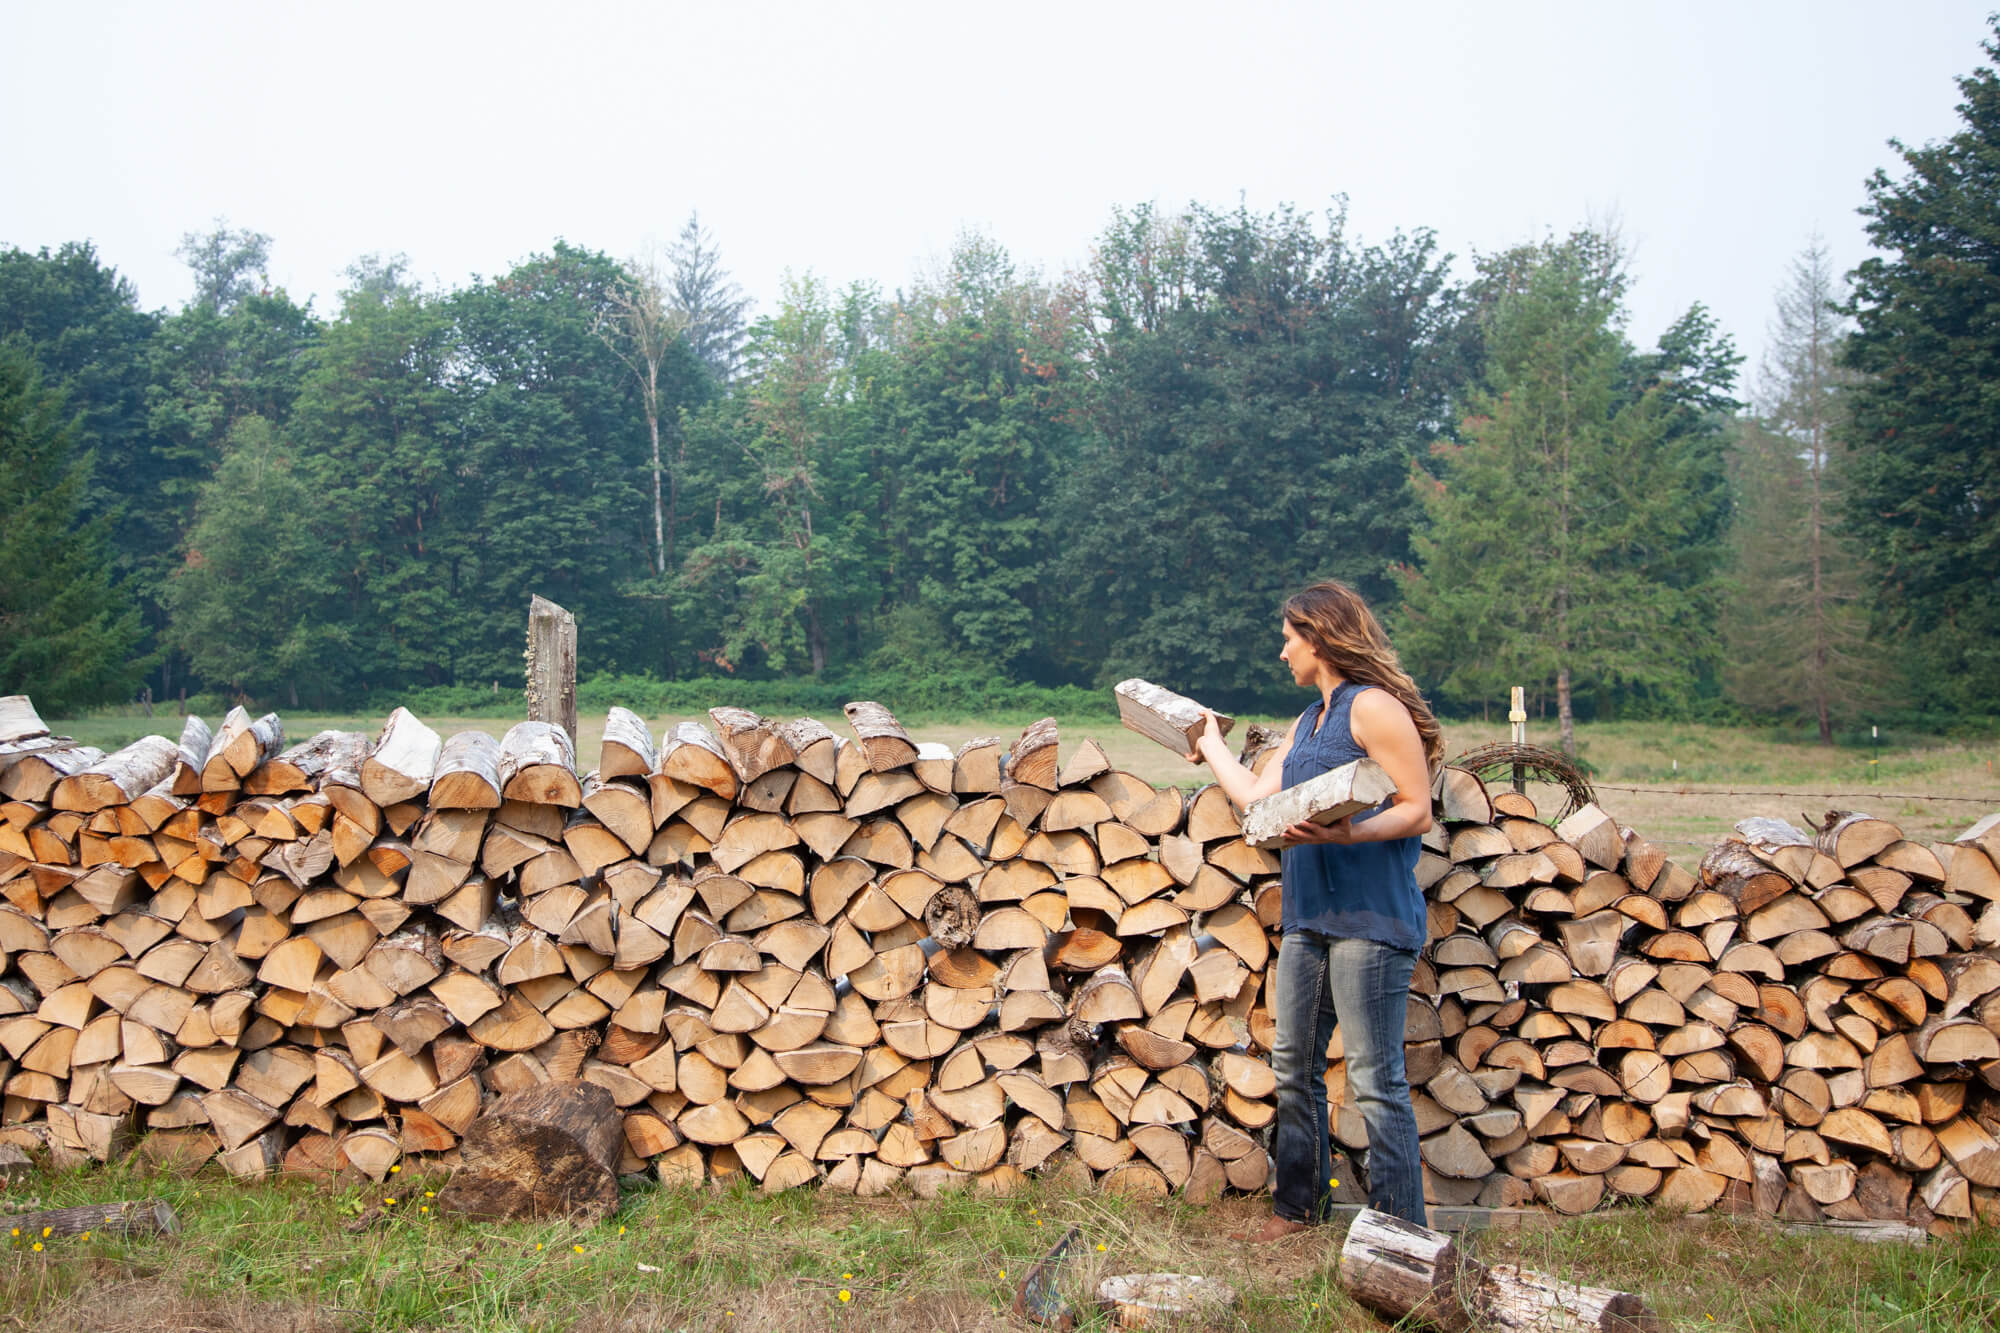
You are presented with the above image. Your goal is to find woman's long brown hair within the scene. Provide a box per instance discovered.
[1282,581,1444,769]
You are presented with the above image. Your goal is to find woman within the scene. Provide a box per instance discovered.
[1188,580,1442,1237]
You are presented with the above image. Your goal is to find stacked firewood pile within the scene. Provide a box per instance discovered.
[0,694,1994,1231]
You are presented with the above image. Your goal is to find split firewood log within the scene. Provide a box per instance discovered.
[360,708,441,808]
[842,702,918,773]
[1113,680,1234,756]
[1240,758,1394,850]
[708,708,795,784]
[52,737,179,813]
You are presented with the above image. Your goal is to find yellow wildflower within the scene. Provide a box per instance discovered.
[838,1289,852,1303]
[843,1272,853,1280]
[572,1244,584,1254]
[1096,1243,1106,1252]
[32,1242,43,1253]
[41,1227,51,1237]
[390,1164,401,1173]
[384,1198,396,1206]
[999,1270,1008,1280]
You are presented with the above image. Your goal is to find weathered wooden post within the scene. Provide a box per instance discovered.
[1508,685,1527,793]
[526,595,577,745]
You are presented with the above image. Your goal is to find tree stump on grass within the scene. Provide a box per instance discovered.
[436,1079,622,1222]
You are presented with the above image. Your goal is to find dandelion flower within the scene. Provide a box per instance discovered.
[1096,1243,1106,1252]
[384,1198,396,1206]
[390,1164,401,1173]
[1034,1219,1043,1227]
[420,1207,430,1215]
[573,1244,584,1254]
[536,1242,544,1251]
[838,1290,852,1303]
[843,1272,854,1280]
[80,1232,90,1241]
[999,1270,1007,1281]
[32,1242,43,1253]
[425,1191,435,1198]
[618,1225,626,1235]
[41,1227,51,1237]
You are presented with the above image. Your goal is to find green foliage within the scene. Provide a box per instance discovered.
[862,235,1082,673]
[1723,242,1881,739]
[164,416,351,705]
[1052,203,1469,707]
[0,343,144,711]
[1842,19,2000,713]
[1397,231,1734,735]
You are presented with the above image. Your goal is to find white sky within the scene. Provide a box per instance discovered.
[3,1,1991,387]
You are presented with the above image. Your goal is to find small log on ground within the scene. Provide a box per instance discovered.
[1338,1207,1479,1333]
[1482,1264,1665,1332]
[435,1079,623,1221]
[1114,679,1234,756]
[0,1198,179,1239]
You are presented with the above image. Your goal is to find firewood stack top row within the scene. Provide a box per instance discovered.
[0,692,1996,1233]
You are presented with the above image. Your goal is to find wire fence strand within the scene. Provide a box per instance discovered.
[1585,783,1997,805]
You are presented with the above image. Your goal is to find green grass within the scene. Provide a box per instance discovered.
[3,1163,1996,1331]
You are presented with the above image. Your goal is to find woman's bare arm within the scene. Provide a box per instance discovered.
[1190,710,1294,809]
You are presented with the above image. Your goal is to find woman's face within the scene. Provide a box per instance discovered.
[1279,618,1323,686]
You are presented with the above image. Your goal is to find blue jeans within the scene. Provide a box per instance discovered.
[1269,930,1426,1226]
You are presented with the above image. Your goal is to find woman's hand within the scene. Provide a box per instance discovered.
[1184,709,1223,765]
[1284,817,1353,845]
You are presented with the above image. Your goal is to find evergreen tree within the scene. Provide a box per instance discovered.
[1724,241,1878,740]
[0,343,143,712]
[1842,19,2000,712]
[1395,232,1727,754]
[668,212,751,383]
[1052,203,1467,705]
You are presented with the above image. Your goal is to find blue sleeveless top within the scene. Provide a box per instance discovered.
[1277,683,1427,951]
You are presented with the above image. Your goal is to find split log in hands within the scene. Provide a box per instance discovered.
[1240,757,1396,849]
[1114,680,1235,756]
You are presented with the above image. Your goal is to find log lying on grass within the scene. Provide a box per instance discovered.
[0,1198,179,1239]
[1339,1207,1662,1332]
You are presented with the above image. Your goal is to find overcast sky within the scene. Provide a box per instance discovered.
[4,1,1991,390]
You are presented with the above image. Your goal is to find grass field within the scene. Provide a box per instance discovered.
[53,707,2000,859]
[2,1162,1996,1332]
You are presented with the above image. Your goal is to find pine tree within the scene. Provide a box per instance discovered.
[1396,232,1726,755]
[0,343,143,712]
[1724,241,1878,740]
[1842,19,2000,713]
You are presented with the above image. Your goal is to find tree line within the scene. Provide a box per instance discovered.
[4,24,1998,739]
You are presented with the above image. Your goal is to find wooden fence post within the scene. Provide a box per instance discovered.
[526,595,577,745]
[1508,685,1526,794]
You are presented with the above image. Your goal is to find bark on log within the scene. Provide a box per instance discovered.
[363,708,442,807]
[842,701,918,772]
[436,1078,623,1221]
[1240,757,1396,850]
[1338,1207,1478,1333]
[1113,679,1235,756]
[526,595,578,747]
[0,1198,179,1239]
